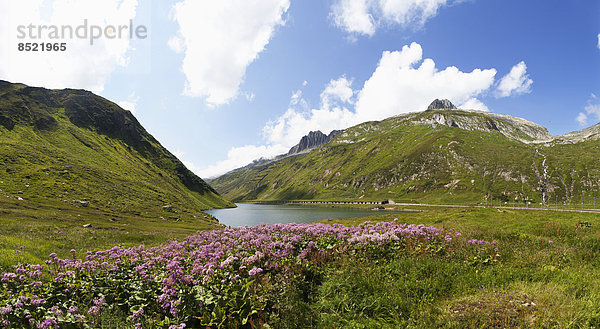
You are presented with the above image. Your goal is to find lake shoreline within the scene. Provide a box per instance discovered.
[206,202,416,227]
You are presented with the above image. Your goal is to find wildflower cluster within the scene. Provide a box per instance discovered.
[0,220,471,328]
[466,239,500,265]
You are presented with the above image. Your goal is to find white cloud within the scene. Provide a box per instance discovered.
[197,144,289,179]
[198,42,528,178]
[331,0,451,36]
[0,0,138,93]
[586,103,600,120]
[169,0,290,106]
[379,0,448,26]
[320,76,355,110]
[460,98,489,112]
[331,0,375,36]
[290,89,303,106]
[496,61,533,97]
[354,42,496,122]
[576,95,600,126]
[597,33,600,49]
[289,88,311,110]
[576,112,588,126]
[117,93,139,114]
[117,100,137,114]
[243,91,256,102]
[167,35,185,54]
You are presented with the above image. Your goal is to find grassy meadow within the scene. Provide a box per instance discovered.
[0,196,221,271]
[317,207,600,328]
[1,205,599,328]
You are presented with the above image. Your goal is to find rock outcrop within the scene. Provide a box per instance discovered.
[405,110,553,142]
[287,130,343,155]
[554,122,600,143]
[427,99,456,111]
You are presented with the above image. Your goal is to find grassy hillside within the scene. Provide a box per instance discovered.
[210,109,600,206]
[0,81,233,265]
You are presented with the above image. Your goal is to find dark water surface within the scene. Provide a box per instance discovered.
[206,203,407,227]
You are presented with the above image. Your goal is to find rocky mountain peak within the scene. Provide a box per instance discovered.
[427,99,456,111]
[287,130,343,155]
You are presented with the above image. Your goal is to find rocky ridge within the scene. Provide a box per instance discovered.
[358,99,594,144]
[288,130,343,155]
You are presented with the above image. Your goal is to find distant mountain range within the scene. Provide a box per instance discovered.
[209,99,600,205]
[0,80,232,225]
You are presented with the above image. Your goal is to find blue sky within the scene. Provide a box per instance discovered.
[1,0,599,178]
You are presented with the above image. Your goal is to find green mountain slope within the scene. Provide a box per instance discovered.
[0,80,233,225]
[209,103,600,206]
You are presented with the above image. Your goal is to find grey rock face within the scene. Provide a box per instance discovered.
[427,99,456,111]
[288,130,343,155]
[407,110,553,142]
[555,122,600,143]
